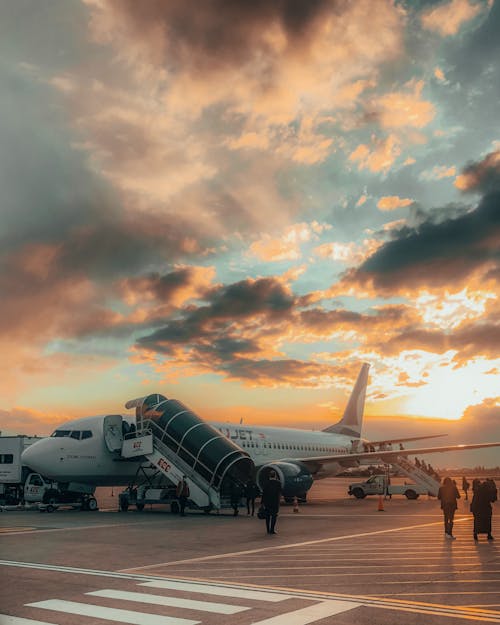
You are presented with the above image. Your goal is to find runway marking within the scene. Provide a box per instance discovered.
[0,521,165,537]
[0,617,58,625]
[0,528,36,534]
[87,589,250,613]
[247,600,360,624]
[120,518,468,572]
[179,556,486,564]
[25,600,199,625]
[140,579,289,601]
[3,560,500,622]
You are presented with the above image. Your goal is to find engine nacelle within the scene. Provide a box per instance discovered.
[256,461,314,499]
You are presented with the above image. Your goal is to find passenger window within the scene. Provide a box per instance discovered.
[81,431,93,439]
[70,431,81,440]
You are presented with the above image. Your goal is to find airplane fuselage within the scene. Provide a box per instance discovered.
[21,415,356,486]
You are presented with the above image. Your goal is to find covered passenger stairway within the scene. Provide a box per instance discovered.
[120,393,254,511]
[391,456,440,496]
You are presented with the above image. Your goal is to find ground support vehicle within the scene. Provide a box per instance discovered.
[38,501,84,513]
[348,474,427,499]
[0,436,42,505]
[118,484,180,512]
[23,472,99,510]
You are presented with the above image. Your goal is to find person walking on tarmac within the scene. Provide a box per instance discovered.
[471,479,497,541]
[229,480,243,516]
[176,476,190,517]
[462,476,470,501]
[262,470,282,535]
[244,479,260,516]
[438,476,460,539]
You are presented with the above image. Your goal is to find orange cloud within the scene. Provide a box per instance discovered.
[370,80,435,129]
[420,165,457,180]
[349,134,402,173]
[377,196,414,211]
[421,0,484,36]
[314,239,382,265]
[249,222,330,262]
[434,67,447,82]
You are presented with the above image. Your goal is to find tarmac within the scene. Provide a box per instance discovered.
[0,477,498,624]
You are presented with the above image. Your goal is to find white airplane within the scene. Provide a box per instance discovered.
[21,363,500,501]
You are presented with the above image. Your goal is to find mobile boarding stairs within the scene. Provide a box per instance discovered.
[104,394,254,512]
[390,456,441,497]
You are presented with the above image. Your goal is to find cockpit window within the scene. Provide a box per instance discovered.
[51,430,71,437]
[50,429,90,440]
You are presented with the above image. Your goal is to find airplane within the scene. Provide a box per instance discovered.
[21,363,500,503]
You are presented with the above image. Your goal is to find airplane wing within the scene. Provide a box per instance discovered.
[297,441,500,473]
[364,434,448,447]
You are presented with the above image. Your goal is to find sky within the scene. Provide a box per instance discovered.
[1,0,499,468]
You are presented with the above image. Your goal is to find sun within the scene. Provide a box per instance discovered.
[402,357,498,420]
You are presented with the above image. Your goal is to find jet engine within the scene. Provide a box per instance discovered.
[256,461,314,502]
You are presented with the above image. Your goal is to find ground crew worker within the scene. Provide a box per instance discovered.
[176,476,190,517]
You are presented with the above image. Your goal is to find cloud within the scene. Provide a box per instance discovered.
[434,67,447,82]
[454,149,500,191]
[314,239,382,265]
[366,80,435,130]
[0,407,62,436]
[349,134,402,173]
[377,196,414,211]
[341,152,500,293]
[420,165,457,181]
[420,0,485,37]
[249,222,329,262]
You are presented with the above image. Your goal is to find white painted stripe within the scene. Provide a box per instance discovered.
[120,518,462,571]
[140,580,288,601]
[249,600,360,624]
[25,600,199,625]
[87,589,249,614]
[0,616,58,625]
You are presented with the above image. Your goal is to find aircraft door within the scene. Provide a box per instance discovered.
[103,414,123,452]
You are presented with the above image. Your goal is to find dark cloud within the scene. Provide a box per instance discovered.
[375,322,500,361]
[138,277,295,347]
[221,357,337,387]
[123,268,199,302]
[109,0,336,73]
[344,153,500,292]
[457,150,500,194]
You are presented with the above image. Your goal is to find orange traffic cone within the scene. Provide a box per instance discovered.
[293,496,299,513]
[378,495,384,512]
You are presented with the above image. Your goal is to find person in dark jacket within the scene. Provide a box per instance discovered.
[243,479,260,516]
[462,476,470,501]
[438,476,460,539]
[261,470,282,534]
[471,479,497,541]
[176,476,190,517]
[229,480,243,516]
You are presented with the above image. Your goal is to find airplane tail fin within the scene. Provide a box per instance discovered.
[322,363,370,438]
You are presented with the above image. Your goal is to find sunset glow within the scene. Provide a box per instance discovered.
[1,0,499,465]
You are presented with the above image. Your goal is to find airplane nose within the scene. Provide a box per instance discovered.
[21,439,56,476]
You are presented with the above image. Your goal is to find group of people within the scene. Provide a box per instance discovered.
[414,457,440,481]
[438,476,497,541]
[229,473,282,534]
[176,470,283,534]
